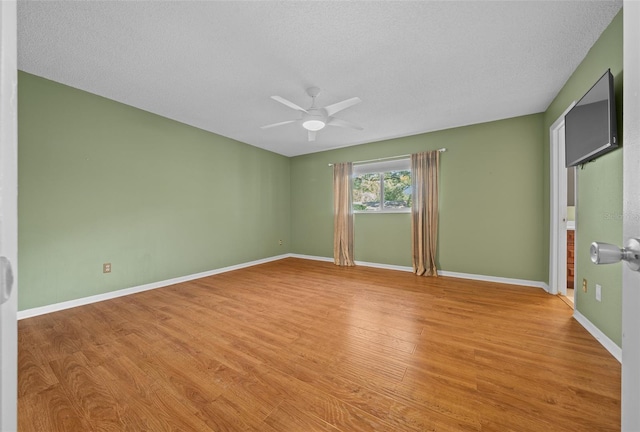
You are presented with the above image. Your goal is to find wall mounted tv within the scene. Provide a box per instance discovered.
[565,69,618,168]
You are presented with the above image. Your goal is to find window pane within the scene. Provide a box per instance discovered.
[383,170,411,209]
[353,173,381,211]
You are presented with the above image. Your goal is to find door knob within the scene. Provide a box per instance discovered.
[0,256,14,305]
[590,238,640,271]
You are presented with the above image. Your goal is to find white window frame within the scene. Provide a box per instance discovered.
[352,158,412,214]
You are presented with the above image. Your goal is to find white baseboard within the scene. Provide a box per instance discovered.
[573,310,622,363]
[288,253,334,263]
[355,259,414,273]
[17,254,290,320]
[289,254,548,290]
[289,254,414,272]
[438,270,549,291]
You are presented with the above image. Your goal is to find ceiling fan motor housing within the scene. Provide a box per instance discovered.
[302,108,327,131]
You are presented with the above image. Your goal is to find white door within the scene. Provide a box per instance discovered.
[0,0,18,430]
[623,2,640,429]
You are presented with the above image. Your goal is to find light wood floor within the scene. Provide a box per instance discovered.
[18,258,620,431]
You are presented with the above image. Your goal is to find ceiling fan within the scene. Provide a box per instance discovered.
[261,87,363,142]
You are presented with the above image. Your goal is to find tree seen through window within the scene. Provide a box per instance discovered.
[353,170,411,211]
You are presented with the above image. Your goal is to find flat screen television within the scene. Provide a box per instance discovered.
[564,69,618,167]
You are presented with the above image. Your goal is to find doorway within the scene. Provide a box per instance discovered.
[550,103,577,307]
[565,165,576,305]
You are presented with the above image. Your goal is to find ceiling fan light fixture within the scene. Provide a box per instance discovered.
[302,119,326,131]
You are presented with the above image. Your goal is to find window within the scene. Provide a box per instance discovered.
[352,158,411,212]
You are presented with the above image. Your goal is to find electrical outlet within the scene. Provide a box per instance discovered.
[103,263,111,273]
[596,284,602,302]
[279,239,283,246]
[582,278,588,292]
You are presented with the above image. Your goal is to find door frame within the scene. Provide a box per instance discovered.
[549,102,575,296]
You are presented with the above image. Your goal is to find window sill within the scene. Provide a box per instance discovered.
[354,210,411,214]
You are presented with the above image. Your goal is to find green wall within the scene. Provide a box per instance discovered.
[543,11,623,346]
[18,72,291,311]
[291,114,546,282]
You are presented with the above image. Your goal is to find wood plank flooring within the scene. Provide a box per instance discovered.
[18,258,620,431]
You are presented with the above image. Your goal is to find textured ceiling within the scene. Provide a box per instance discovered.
[18,1,622,157]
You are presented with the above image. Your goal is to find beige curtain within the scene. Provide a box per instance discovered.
[411,151,440,276]
[333,162,355,266]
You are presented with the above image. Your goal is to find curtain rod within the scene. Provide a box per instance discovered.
[328,148,446,167]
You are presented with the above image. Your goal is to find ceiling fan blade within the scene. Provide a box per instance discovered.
[324,97,361,116]
[327,117,363,131]
[271,96,308,113]
[308,130,317,142]
[260,120,297,129]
